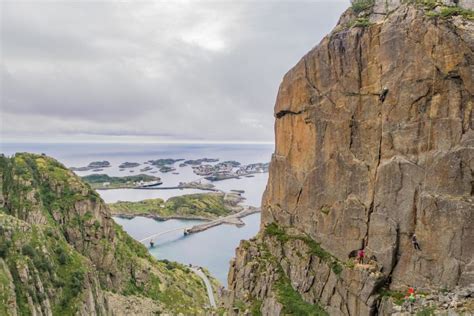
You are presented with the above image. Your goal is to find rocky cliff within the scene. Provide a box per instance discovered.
[226,1,474,315]
[0,153,212,315]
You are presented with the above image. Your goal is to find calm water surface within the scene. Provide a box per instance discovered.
[114,214,261,284]
[2,143,271,285]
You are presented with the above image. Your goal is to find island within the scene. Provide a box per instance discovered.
[148,158,184,167]
[179,158,219,167]
[118,162,141,168]
[70,160,111,171]
[82,173,162,189]
[108,192,243,220]
[159,166,176,173]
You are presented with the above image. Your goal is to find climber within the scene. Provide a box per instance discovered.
[412,234,421,251]
[150,239,155,248]
[357,248,365,264]
[405,288,416,313]
[379,87,389,103]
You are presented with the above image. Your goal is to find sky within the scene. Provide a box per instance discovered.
[1,0,349,143]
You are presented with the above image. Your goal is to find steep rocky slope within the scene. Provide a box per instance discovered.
[0,153,212,315]
[225,1,473,315]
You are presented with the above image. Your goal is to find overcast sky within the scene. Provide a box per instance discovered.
[1,0,349,143]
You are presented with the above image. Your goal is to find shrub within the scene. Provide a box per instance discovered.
[351,0,375,13]
[416,307,436,316]
[346,259,355,269]
[331,262,343,275]
[21,244,36,257]
[58,251,68,265]
[250,300,263,316]
[0,240,11,258]
[439,6,474,19]
[264,223,289,243]
[408,0,439,10]
[33,255,53,273]
[351,17,373,27]
[275,277,328,315]
[70,271,84,296]
[165,261,177,270]
[379,288,405,305]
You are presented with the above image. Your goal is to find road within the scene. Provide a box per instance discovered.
[190,267,216,308]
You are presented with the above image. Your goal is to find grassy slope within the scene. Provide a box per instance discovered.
[108,193,234,219]
[0,153,212,315]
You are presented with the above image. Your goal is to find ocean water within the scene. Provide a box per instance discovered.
[2,142,273,285]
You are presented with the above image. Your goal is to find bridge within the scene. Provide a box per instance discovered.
[139,227,189,243]
[138,206,260,244]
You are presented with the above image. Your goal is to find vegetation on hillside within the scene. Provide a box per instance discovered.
[347,0,474,28]
[410,0,474,20]
[108,193,235,219]
[351,0,375,13]
[265,223,343,275]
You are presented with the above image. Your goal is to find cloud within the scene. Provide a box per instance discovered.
[0,0,349,142]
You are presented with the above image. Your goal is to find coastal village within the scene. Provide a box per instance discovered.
[192,161,269,181]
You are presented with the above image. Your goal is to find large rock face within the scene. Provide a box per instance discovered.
[226,1,473,315]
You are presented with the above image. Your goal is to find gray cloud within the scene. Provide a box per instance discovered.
[1,0,349,142]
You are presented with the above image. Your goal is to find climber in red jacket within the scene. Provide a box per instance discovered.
[357,248,365,264]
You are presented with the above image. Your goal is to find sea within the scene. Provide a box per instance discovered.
[1,142,274,284]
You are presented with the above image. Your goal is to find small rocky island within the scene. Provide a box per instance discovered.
[179,158,219,167]
[143,158,186,173]
[70,160,111,171]
[159,166,176,173]
[82,173,162,189]
[118,162,141,169]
